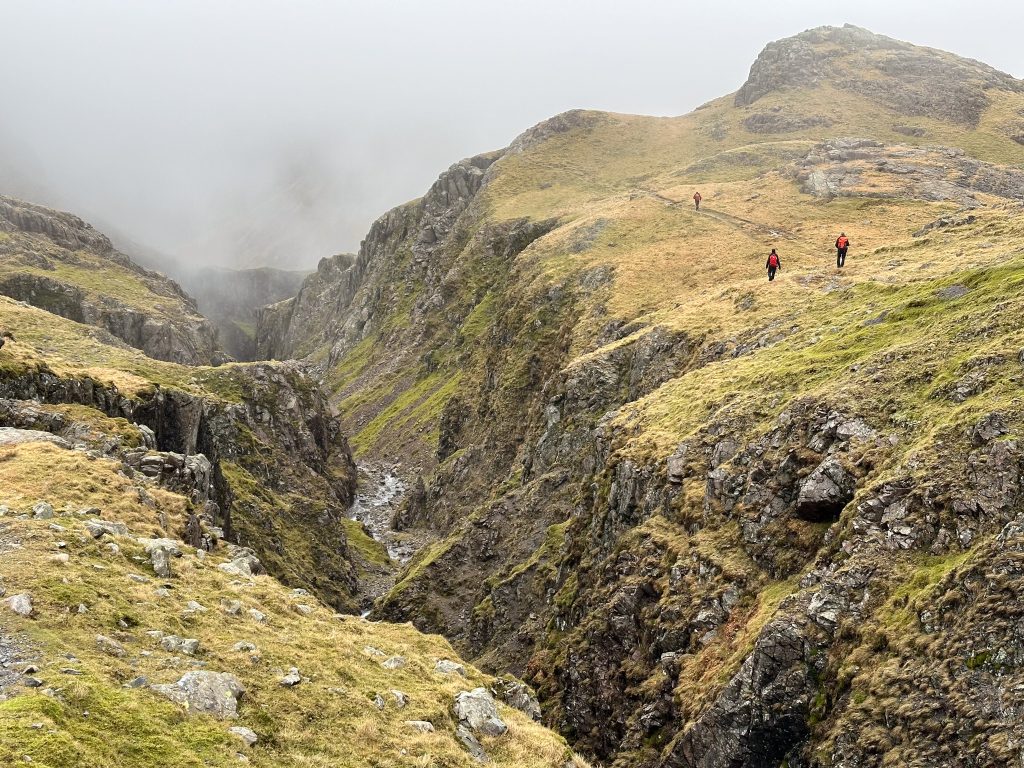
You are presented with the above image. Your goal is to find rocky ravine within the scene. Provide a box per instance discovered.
[178,265,310,361]
[252,24,1024,768]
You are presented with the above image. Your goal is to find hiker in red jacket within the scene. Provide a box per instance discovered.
[835,232,850,268]
[693,191,702,211]
[766,249,781,281]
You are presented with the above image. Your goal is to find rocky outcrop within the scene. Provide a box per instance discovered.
[256,252,365,360]
[794,138,1024,204]
[256,151,502,362]
[0,195,222,365]
[664,621,814,768]
[0,196,113,252]
[151,671,245,718]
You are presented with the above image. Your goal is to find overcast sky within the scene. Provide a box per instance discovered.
[1,0,1022,270]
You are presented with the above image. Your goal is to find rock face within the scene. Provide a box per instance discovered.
[0,359,359,611]
[0,195,222,364]
[151,671,245,718]
[0,196,112,251]
[256,151,507,362]
[663,621,813,768]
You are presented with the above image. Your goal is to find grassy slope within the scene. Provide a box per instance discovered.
[0,295,261,401]
[339,48,1024,462]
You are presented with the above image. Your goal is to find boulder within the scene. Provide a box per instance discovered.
[280,667,302,686]
[6,593,33,617]
[85,519,129,539]
[160,635,200,655]
[381,655,406,670]
[221,599,243,615]
[247,608,267,624]
[32,502,54,520]
[95,634,126,657]
[218,551,263,578]
[151,671,245,718]
[404,720,435,733]
[138,537,183,579]
[454,688,508,737]
[795,459,854,520]
[150,548,172,579]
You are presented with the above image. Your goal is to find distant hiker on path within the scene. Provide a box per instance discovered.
[835,232,850,268]
[693,191,702,211]
[766,249,781,281]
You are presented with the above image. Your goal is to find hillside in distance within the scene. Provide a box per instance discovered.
[0,196,223,365]
[257,25,1024,767]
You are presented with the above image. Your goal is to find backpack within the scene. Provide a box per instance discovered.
[837,236,848,248]
[768,254,779,267]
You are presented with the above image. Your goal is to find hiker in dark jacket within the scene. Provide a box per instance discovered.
[835,232,850,268]
[766,249,781,281]
[693,191,702,211]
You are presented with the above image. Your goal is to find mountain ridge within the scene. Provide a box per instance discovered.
[250,24,1024,767]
